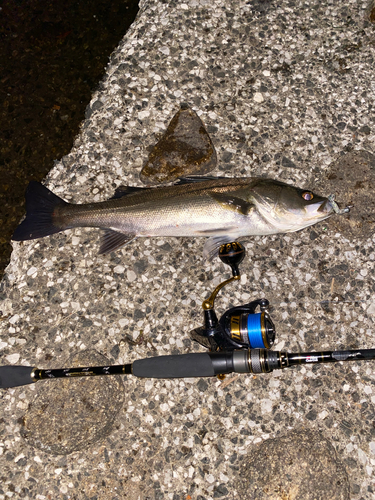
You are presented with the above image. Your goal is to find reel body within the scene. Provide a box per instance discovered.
[191,298,275,351]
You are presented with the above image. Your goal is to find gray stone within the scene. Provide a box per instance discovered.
[236,429,350,500]
[21,350,125,455]
[317,150,375,239]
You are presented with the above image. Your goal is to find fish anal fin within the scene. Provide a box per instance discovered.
[210,192,255,216]
[203,236,243,261]
[99,230,136,254]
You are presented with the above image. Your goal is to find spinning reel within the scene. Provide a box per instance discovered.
[191,242,275,352]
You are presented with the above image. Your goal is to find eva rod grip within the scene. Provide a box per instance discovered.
[0,366,36,388]
[132,352,235,379]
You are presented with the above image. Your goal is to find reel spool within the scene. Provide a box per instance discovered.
[220,300,275,349]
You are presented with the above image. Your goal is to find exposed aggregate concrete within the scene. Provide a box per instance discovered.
[1,0,375,499]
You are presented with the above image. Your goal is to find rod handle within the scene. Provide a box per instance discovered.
[0,366,36,388]
[132,352,235,378]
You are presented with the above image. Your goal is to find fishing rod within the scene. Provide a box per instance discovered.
[0,242,371,390]
[1,347,374,389]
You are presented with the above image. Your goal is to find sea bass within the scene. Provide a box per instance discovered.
[12,177,347,258]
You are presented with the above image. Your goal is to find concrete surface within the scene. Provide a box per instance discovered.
[1,0,375,498]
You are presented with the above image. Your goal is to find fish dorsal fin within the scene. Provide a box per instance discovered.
[111,185,147,200]
[210,192,255,216]
[99,230,136,254]
[175,176,225,185]
[203,236,243,261]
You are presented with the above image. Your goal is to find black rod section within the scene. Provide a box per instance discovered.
[285,349,375,367]
[34,364,132,381]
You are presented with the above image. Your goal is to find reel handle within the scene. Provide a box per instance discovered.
[218,242,245,277]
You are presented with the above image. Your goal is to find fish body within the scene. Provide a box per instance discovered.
[12,177,337,258]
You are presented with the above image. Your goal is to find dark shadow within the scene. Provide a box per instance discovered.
[0,0,139,279]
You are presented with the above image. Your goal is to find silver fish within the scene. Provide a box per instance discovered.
[12,177,348,258]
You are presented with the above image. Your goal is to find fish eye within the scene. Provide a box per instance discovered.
[302,191,313,201]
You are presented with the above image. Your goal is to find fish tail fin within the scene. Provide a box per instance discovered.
[12,181,68,241]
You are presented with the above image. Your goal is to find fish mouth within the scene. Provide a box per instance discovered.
[317,198,334,215]
[307,198,334,217]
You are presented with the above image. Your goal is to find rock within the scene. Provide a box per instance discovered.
[236,429,350,500]
[317,150,375,239]
[21,350,125,455]
[367,0,375,22]
[140,103,217,184]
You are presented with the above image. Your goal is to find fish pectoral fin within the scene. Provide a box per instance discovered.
[99,230,136,254]
[210,192,255,216]
[203,236,242,261]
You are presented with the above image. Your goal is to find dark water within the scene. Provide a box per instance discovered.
[0,0,139,279]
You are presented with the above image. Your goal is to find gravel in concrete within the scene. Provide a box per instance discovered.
[1,0,375,499]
